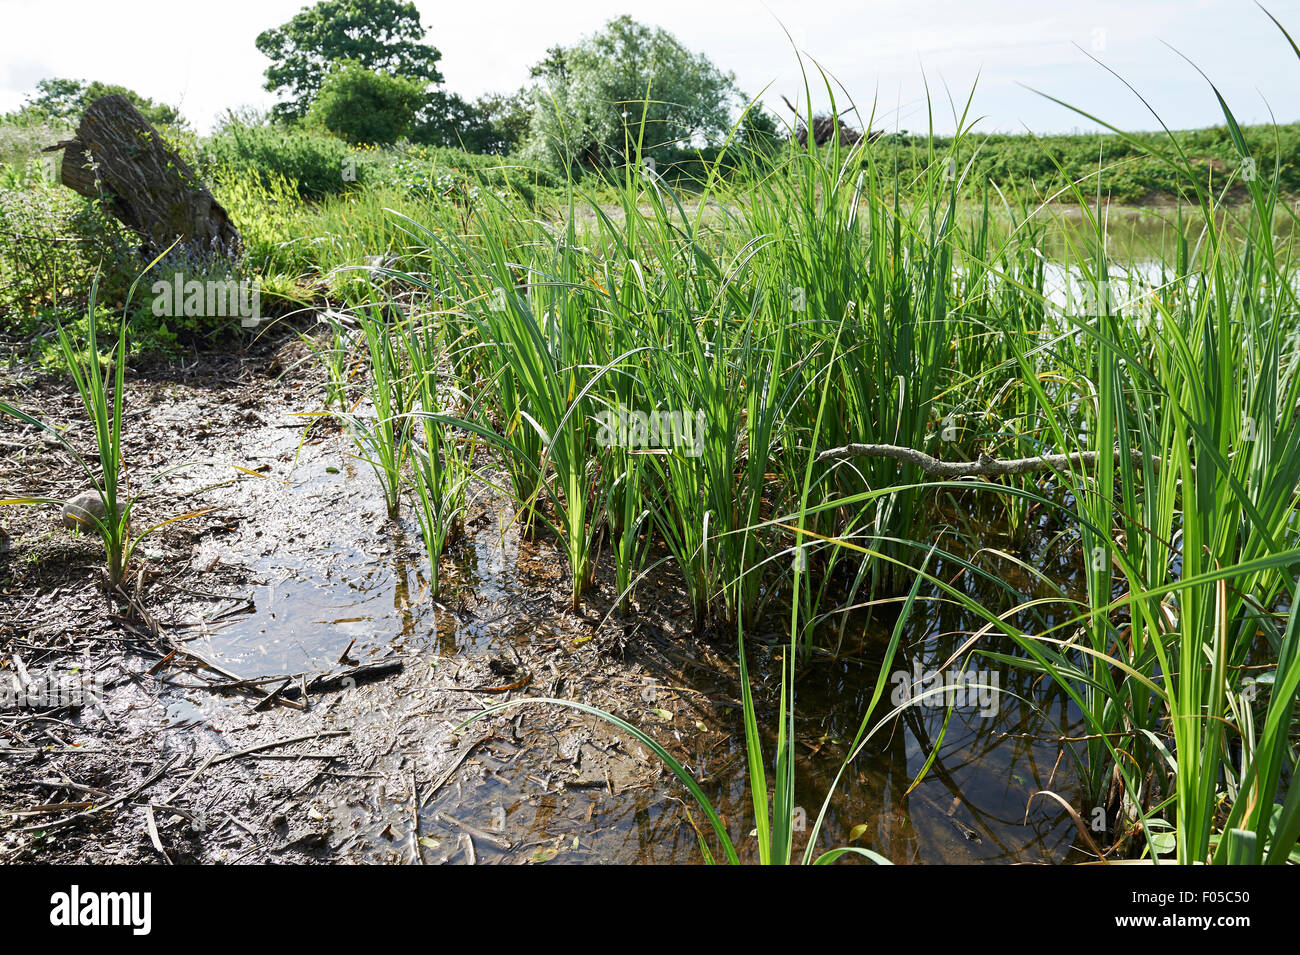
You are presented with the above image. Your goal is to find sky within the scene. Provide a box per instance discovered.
[1,0,1298,136]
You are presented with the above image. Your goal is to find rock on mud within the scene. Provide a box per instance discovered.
[60,491,107,530]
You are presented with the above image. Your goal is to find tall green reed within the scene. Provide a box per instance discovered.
[2,274,207,590]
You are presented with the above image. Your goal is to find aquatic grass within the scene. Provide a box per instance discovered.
[327,29,1300,863]
[390,195,661,609]
[967,12,1300,860]
[339,294,416,518]
[321,311,354,410]
[402,310,473,598]
[1,273,209,590]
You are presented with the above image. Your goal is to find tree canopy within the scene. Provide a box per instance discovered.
[256,0,443,121]
[410,91,534,154]
[23,78,186,128]
[521,16,739,170]
[307,62,426,145]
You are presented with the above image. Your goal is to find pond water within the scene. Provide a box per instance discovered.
[177,436,1092,865]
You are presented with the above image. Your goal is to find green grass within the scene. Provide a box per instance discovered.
[367,47,1299,860]
[9,13,1294,866]
[2,274,209,590]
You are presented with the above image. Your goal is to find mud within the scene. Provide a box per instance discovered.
[1,322,1089,864]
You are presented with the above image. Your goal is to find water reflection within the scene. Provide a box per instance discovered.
[190,421,1091,865]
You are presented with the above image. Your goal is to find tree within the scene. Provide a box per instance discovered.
[256,0,442,121]
[521,16,739,171]
[412,90,533,154]
[308,62,425,145]
[24,78,185,128]
[409,90,486,150]
[472,91,534,155]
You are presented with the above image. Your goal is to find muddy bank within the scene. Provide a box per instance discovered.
[1,323,1088,864]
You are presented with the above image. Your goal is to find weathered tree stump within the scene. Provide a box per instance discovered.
[780,95,882,148]
[43,95,241,259]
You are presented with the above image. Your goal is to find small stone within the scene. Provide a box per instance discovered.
[60,491,107,531]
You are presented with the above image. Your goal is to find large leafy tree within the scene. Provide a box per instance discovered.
[256,0,443,121]
[307,62,427,145]
[522,16,739,170]
[409,90,486,150]
[411,90,533,154]
[23,78,185,128]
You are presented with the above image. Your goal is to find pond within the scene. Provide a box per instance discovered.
[174,412,1092,864]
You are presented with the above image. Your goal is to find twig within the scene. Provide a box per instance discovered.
[252,678,293,712]
[338,637,357,665]
[160,753,216,803]
[17,754,180,833]
[815,443,1159,477]
[303,660,402,694]
[9,800,94,817]
[440,672,532,694]
[144,804,172,864]
[210,730,349,765]
[410,771,423,865]
[438,811,511,851]
[0,229,96,246]
[420,735,489,808]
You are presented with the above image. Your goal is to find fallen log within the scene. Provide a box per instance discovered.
[43,94,241,259]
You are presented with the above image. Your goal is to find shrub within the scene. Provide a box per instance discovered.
[211,167,312,277]
[307,63,426,146]
[201,123,368,200]
[373,143,563,206]
[0,179,139,333]
[0,175,267,358]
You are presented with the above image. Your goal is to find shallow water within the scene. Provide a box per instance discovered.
[1034,202,1300,263]
[179,437,1091,864]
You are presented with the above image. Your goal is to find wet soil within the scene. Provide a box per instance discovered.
[1,323,1089,864]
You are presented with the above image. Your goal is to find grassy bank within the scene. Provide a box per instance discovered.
[285,62,1300,861]
[2,43,1299,867]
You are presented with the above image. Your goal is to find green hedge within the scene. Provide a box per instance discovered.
[371,143,564,207]
[866,124,1300,203]
[202,124,368,200]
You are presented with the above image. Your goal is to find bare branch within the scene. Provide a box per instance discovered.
[815,443,1159,477]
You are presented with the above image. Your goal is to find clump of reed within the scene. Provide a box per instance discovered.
[324,16,1300,863]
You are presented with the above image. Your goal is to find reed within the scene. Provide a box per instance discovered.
[2,274,207,590]
[324,27,1300,861]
